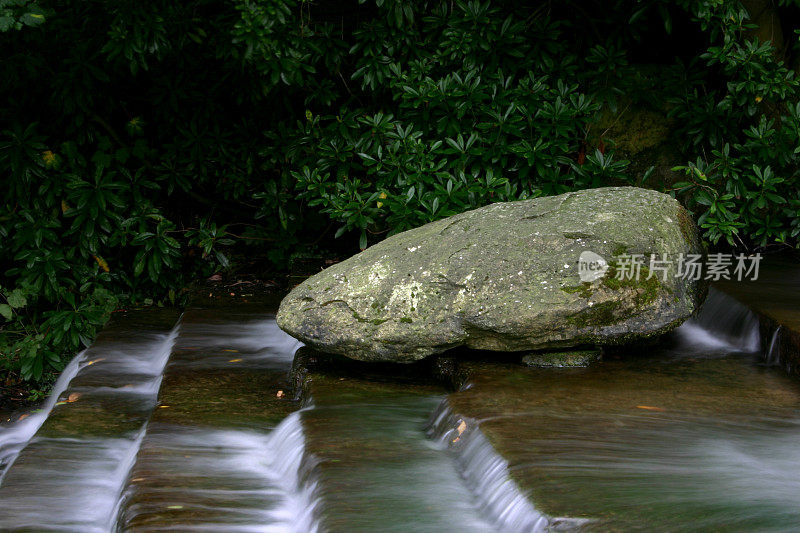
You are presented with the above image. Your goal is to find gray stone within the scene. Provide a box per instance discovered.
[277,187,706,362]
[522,350,602,368]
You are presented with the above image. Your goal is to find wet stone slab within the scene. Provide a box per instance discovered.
[148,368,294,429]
[119,424,292,531]
[299,365,497,533]
[443,341,800,531]
[117,308,304,532]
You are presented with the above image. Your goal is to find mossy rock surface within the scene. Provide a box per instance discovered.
[277,187,706,362]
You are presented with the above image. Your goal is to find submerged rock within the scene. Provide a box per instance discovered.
[522,349,602,368]
[277,187,706,362]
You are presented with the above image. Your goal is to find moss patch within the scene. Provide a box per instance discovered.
[351,311,388,326]
[611,244,629,257]
[561,283,595,299]
[591,103,674,157]
[675,206,699,248]
[603,264,661,307]
[568,300,621,328]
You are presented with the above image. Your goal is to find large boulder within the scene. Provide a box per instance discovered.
[277,187,706,362]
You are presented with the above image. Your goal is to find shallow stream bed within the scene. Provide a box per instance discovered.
[0,273,798,531]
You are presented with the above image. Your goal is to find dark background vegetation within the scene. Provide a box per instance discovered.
[1,0,799,392]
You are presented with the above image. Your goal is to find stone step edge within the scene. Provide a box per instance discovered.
[715,286,800,378]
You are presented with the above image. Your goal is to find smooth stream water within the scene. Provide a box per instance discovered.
[0,348,87,481]
[300,375,497,532]
[0,284,797,531]
[442,289,800,531]
[0,310,180,531]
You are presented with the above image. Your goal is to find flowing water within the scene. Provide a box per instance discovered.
[441,288,800,531]
[115,307,313,532]
[0,347,86,480]
[767,326,783,366]
[428,405,555,532]
[680,286,761,353]
[299,371,496,532]
[0,310,180,531]
[0,278,797,531]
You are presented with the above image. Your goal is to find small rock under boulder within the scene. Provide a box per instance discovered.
[277,187,706,362]
[522,350,602,368]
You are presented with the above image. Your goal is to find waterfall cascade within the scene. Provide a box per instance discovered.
[680,287,761,353]
[0,348,87,480]
[766,326,783,366]
[428,402,554,532]
[0,318,180,531]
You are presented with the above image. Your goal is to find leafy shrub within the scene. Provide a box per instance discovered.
[0,0,45,32]
[669,1,800,247]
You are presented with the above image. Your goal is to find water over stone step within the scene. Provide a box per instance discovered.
[2,260,798,532]
[297,365,497,532]
[3,294,545,533]
[714,254,800,376]
[0,309,180,532]
[116,305,310,532]
[434,292,800,531]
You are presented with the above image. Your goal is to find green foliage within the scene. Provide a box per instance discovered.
[0,128,236,381]
[268,2,635,248]
[668,0,800,247]
[0,0,45,32]
[0,284,114,381]
[2,0,800,386]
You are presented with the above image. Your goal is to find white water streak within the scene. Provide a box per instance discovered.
[676,287,760,354]
[428,404,577,532]
[0,348,88,483]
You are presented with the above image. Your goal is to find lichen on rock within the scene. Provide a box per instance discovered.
[277,187,707,362]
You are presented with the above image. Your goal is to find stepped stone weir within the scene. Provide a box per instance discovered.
[1,292,565,532]
[432,287,800,530]
[115,305,312,532]
[0,310,180,532]
[0,259,798,531]
[277,186,707,362]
